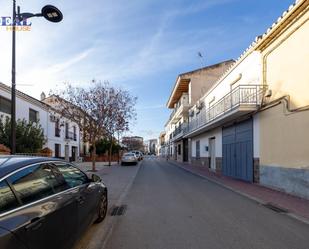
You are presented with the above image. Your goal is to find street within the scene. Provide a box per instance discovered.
[1,1,309,249]
[102,157,309,249]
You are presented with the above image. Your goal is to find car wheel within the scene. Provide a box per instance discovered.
[95,193,108,223]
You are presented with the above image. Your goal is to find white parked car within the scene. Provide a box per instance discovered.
[121,153,138,165]
[131,151,143,161]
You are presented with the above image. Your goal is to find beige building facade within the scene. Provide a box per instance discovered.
[255,0,309,199]
[161,0,309,200]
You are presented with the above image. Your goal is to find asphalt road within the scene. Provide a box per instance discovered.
[74,162,141,249]
[103,157,309,249]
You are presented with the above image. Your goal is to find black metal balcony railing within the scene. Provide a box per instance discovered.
[167,93,189,123]
[55,127,61,137]
[173,125,183,137]
[188,85,266,133]
[65,131,75,140]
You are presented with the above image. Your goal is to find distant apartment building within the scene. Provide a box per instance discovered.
[157,131,166,157]
[163,60,235,162]
[122,136,144,151]
[162,0,309,199]
[0,83,80,161]
[145,139,158,155]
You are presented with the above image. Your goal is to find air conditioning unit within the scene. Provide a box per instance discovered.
[196,100,204,110]
[50,115,57,122]
[265,89,272,97]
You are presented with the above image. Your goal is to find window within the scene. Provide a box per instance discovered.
[196,140,200,159]
[65,123,68,136]
[178,144,181,155]
[55,144,61,157]
[55,119,60,137]
[73,126,77,141]
[7,164,62,205]
[0,96,11,114]
[49,164,70,193]
[29,108,38,123]
[0,180,19,214]
[55,163,88,188]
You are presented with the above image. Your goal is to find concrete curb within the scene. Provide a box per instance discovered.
[167,160,309,226]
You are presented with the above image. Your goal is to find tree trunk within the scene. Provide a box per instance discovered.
[108,138,113,166]
[92,143,96,171]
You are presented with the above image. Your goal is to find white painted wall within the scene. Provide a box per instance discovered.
[202,51,261,109]
[191,128,222,158]
[0,88,49,133]
[46,112,80,158]
[0,85,80,159]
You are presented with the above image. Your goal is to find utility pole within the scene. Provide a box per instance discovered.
[9,1,63,154]
[11,0,17,154]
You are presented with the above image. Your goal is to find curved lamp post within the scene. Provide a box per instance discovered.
[11,1,63,154]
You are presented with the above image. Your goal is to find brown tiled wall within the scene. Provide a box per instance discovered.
[216,157,222,174]
[254,158,260,183]
[191,157,210,167]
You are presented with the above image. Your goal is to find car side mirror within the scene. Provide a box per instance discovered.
[91,174,101,182]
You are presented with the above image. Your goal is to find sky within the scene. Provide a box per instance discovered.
[0,0,294,140]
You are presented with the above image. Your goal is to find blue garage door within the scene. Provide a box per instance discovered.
[222,119,253,182]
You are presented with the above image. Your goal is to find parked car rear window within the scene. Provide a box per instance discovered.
[0,180,19,214]
[7,164,60,205]
[55,163,88,188]
[124,153,135,157]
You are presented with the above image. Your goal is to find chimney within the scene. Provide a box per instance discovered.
[40,92,46,101]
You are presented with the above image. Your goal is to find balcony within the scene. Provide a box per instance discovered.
[65,131,77,141]
[185,85,266,136]
[170,123,189,142]
[168,93,190,124]
[55,127,61,137]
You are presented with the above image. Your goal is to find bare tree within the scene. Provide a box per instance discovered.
[99,83,137,166]
[52,83,106,171]
[52,81,136,170]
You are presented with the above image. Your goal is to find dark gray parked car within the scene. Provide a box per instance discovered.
[0,156,108,249]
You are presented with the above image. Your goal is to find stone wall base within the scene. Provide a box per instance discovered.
[254,158,260,183]
[260,165,309,200]
[216,157,222,175]
[191,156,222,174]
[191,157,210,167]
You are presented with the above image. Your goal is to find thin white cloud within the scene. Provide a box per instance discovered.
[136,104,165,110]
[46,48,93,74]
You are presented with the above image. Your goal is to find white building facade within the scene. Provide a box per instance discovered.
[0,83,80,161]
[162,60,235,162]
[185,51,263,181]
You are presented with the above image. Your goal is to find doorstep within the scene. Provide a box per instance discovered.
[167,159,309,224]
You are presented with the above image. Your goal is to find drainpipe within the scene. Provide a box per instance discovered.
[259,11,309,112]
[261,6,309,87]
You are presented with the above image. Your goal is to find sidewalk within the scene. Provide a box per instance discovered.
[166,159,309,224]
[75,161,118,172]
[74,161,141,249]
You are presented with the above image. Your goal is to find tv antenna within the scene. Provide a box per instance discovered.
[197,51,205,68]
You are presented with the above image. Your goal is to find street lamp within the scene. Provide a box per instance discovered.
[10,1,63,154]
